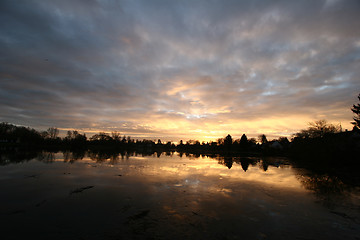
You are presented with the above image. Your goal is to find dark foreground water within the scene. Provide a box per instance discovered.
[0,152,359,240]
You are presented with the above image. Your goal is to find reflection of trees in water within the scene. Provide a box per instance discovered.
[223,157,233,169]
[121,152,131,161]
[177,152,202,160]
[108,154,120,165]
[260,160,269,171]
[38,152,55,163]
[86,150,160,163]
[0,149,38,165]
[214,156,288,172]
[216,156,259,171]
[215,156,234,169]
[88,151,120,163]
[301,175,345,195]
[165,151,173,157]
[0,149,288,174]
[297,172,358,210]
[240,159,249,171]
[63,150,85,163]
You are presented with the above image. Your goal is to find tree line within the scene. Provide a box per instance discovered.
[0,119,358,153]
[1,94,359,158]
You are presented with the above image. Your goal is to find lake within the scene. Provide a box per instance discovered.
[0,151,359,239]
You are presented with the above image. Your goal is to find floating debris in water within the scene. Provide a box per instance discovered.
[125,210,150,224]
[35,200,47,207]
[69,186,94,195]
[24,174,39,178]
[8,209,26,215]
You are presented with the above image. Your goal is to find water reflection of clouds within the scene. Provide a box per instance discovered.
[50,152,302,191]
[3,152,359,239]
[157,162,298,202]
[151,156,303,191]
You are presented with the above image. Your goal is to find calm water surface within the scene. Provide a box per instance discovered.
[0,152,359,239]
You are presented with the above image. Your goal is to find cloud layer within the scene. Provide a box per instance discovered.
[1,0,360,141]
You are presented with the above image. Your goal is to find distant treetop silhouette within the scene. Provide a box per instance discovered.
[351,93,360,128]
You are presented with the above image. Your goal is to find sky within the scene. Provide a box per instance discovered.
[1,0,360,142]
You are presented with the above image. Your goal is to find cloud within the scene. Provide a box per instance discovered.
[0,0,359,140]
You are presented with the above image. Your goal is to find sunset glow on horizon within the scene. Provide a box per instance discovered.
[1,0,359,142]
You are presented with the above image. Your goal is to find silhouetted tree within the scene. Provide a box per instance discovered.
[66,130,73,140]
[294,120,340,139]
[186,140,196,145]
[41,131,49,139]
[258,134,268,144]
[239,134,248,150]
[111,131,121,142]
[224,134,233,149]
[248,138,257,145]
[90,132,112,142]
[0,122,43,145]
[47,127,59,139]
[278,137,290,146]
[351,93,360,128]
[64,130,87,147]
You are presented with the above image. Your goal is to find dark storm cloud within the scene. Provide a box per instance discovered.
[1,0,359,138]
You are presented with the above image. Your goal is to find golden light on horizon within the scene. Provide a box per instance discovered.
[2,1,357,140]
[57,113,353,143]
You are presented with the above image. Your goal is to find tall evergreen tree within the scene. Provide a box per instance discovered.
[258,134,267,144]
[224,134,233,146]
[239,134,248,150]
